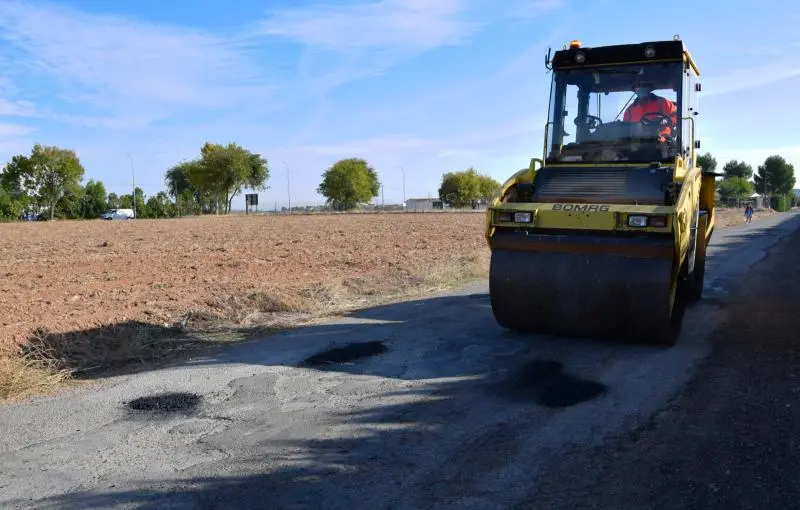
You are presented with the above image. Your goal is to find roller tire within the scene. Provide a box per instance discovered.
[651,281,685,347]
[683,213,709,303]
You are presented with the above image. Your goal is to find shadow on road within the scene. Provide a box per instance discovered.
[7,214,799,509]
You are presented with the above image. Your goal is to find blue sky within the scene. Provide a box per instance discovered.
[0,0,798,209]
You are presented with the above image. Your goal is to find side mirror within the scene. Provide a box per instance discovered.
[694,140,701,149]
[695,83,702,92]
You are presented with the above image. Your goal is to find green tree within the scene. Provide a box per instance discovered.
[80,179,108,219]
[722,160,754,180]
[316,158,380,211]
[118,188,146,216]
[1,154,37,216]
[438,167,501,209]
[0,187,25,220]
[145,191,173,218]
[165,161,194,198]
[754,154,796,196]
[166,160,203,215]
[717,176,754,202]
[177,143,270,215]
[697,152,717,173]
[177,188,199,216]
[3,144,86,220]
[107,193,121,209]
[134,187,146,218]
[118,193,133,209]
[55,183,85,219]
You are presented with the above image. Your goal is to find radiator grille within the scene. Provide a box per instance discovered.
[532,167,670,205]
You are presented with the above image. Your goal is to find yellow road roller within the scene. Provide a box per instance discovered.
[485,37,719,346]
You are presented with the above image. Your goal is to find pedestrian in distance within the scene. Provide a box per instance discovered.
[744,204,753,223]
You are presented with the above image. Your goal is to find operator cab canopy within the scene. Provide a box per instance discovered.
[545,38,700,165]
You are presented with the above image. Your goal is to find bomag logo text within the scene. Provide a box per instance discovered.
[552,203,610,212]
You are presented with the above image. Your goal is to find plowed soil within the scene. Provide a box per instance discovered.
[0,213,487,348]
[0,207,766,349]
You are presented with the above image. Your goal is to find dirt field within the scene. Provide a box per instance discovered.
[0,207,772,401]
[0,213,489,345]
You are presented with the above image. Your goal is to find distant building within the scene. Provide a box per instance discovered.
[744,193,763,210]
[405,198,444,211]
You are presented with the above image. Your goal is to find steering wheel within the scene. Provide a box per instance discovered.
[574,114,603,130]
[639,112,673,129]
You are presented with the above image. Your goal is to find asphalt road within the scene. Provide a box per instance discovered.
[1,211,799,510]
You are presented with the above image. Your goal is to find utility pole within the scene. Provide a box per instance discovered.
[396,164,406,205]
[282,160,290,213]
[125,153,136,218]
[381,183,385,207]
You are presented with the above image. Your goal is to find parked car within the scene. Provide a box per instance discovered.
[100,208,135,220]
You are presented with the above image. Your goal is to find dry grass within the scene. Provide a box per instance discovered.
[714,207,777,228]
[0,348,73,402]
[1,252,490,398]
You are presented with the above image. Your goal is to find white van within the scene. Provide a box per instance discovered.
[101,208,135,220]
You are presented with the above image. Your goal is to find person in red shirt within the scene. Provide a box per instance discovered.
[623,81,677,142]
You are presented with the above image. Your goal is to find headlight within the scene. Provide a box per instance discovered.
[514,212,532,223]
[628,215,648,227]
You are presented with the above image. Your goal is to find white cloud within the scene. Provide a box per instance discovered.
[0,123,35,137]
[702,61,800,98]
[258,0,567,53]
[258,0,476,52]
[0,0,274,129]
[0,98,36,117]
[297,118,542,158]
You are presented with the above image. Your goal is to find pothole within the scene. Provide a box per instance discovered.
[500,358,607,408]
[536,376,607,408]
[509,359,564,390]
[126,392,202,414]
[303,341,388,366]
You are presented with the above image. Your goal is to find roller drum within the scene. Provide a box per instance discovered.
[489,232,683,345]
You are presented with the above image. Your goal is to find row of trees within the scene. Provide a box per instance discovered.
[311,158,501,210]
[0,143,497,221]
[0,144,194,221]
[1,142,796,222]
[697,152,797,208]
[0,142,273,221]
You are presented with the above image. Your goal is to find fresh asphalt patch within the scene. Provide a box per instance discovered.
[125,392,203,416]
[500,358,608,408]
[302,340,389,367]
